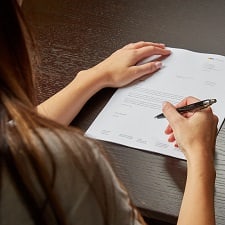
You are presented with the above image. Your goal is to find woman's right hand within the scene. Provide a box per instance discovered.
[164,96,218,225]
[162,96,218,163]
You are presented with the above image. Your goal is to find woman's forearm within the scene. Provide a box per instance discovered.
[37,69,105,125]
[177,160,216,225]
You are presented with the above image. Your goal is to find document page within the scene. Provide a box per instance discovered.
[86,48,225,159]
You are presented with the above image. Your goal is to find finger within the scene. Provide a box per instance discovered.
[175,96,200,108]
[133,41,166,49]
[135,46,171,61]
[123,41,166,50]
[168,134,176,142]
[162,101,184,129]
[165,124,173,134]
[129,61,162,80]
[174,143,179,148]
[122,43,135,49]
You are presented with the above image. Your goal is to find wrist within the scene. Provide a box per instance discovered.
[89,64,114,88]
[186,152,216,182]
[74,68,107,95]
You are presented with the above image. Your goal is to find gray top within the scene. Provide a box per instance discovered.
[0,129,141,225]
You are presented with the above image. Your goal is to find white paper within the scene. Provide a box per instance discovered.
[86,47,225,160]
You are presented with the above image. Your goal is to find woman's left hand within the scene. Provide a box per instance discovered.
[89,41,171,88]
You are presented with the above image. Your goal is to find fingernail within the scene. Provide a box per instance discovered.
[155,61,162,69]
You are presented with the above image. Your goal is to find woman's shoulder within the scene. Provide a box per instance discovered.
[2,126,142,225]
[32,126,98,155]
[31,127,118,224]
[1,127,105,225]
[30,126,108,188]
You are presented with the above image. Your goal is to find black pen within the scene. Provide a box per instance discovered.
[154,99,217,119]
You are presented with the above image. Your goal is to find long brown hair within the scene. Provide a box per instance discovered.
[0,1,72,224]
[0,1,146,225]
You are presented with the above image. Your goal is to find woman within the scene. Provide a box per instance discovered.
[0,0,218,225]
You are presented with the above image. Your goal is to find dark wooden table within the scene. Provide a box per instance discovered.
[23,0,225,224]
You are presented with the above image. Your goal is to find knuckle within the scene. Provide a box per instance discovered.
[149,46,156,51]
[148,62,157,72]
[131,49,139,56]
[131,67,139,76]
[137,41,145,45]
